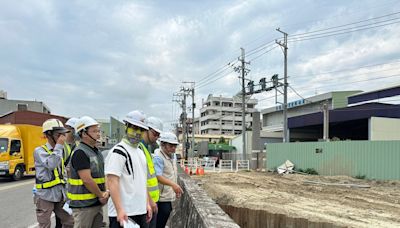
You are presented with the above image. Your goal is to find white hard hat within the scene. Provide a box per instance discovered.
[42,119,70,133]
[75,116,99,133]
[159,132,179,145]
[146,117,163,134]
[123,110,149,130]
[65,117,79,129]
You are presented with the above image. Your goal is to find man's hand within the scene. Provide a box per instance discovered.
[117,208,128,226]
[146,202,153,223]
[56,135,66,145]
[172,184,183,198]
[99,191,109,205]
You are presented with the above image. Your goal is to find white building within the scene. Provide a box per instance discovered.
[199,94,258,135]
[0,90,51,115]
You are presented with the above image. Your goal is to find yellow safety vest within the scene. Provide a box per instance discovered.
[35,145,66,189]
[139,142,160,202]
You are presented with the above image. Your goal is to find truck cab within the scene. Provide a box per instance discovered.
[0,125,45,180]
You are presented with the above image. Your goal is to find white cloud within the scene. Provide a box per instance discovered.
[1,0,399,125]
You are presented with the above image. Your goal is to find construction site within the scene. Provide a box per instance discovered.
[192,171,400,228]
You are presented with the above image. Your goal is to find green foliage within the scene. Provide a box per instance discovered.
[218,136,227,144]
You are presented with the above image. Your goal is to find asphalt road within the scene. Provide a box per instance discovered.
[0,176,39,228]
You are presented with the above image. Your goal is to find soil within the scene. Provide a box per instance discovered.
[194,171,400,228]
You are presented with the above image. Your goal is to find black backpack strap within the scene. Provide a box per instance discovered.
[64,144,77,167]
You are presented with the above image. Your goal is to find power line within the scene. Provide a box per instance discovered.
[245,39,279,57]
[290,59,400,79]
[248,45,280,62]
[197,60,240,84]
[196,69,236,90]
[295,73,400,92]
[288,19,400,42]
[290,11,400,37]
[290,66,399,82]
[280,0,400,32]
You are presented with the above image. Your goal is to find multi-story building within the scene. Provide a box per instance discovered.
[199,94,258,135]
[0,90,51,115]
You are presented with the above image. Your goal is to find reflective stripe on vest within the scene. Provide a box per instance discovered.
[63,143,71,161]
[67,192,97,201]
[68,177,105,185]
[139,142,160,202]
[35,145,65,189]
[67,143,105,207]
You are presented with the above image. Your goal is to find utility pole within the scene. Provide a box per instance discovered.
[191,85,195,157]
[183,81,196,158]
[182,91,188,159]
[241,48,246,159]
[234,47,250,159]
[322,101,330,141]
[276,28,289,143]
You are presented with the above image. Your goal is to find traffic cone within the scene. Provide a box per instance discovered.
[199,167,205,175]
[185,166,189,174]
[195,167,199,175]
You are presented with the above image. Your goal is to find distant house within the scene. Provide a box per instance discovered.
[0,91,51,116]
[0,110,67,126]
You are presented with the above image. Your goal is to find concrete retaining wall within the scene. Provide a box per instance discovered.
[170,171,240,228]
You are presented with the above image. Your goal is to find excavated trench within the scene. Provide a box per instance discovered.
[219,204,345,228]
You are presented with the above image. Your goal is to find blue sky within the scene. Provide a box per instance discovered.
[1,0,399,129]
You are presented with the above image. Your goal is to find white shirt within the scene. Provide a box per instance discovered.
[105,140,148,216]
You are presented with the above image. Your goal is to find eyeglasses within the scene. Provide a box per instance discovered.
[88,129,101,134]
[150,129,160,137]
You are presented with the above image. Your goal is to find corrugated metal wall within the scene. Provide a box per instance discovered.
[266,141,400,180]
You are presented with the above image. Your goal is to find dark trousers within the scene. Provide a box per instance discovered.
[156,202,172,228]
[55,216,61,228]
[109,214,148,228]
[149,211,157,228]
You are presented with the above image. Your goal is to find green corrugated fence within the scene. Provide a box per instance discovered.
[266,140,400,180]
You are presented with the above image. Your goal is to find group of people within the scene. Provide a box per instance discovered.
[33,110,183,228]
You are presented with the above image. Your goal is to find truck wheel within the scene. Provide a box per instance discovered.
[12,166,24,181]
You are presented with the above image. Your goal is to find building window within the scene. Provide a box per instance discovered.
[17,103,28,111]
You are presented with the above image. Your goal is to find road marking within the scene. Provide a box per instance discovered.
[27,214,55,228]
[0,179,34,191]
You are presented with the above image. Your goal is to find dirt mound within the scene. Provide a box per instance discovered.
[194,171,400,228]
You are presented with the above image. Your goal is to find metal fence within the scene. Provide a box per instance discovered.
[266,140,400,180]
[222,152,266,170]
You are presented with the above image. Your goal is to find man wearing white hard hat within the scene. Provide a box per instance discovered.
[67,116,109,228]
[64,117,79,168]
[139,117,163,228]
[153,132,183,228]
[33,118,74,228]
[106,110,152,228]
